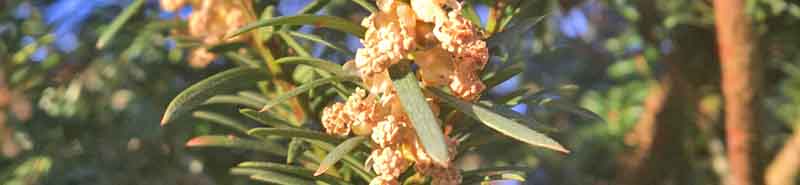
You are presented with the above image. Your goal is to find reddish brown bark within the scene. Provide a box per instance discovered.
[765,129,800,185]
[619,52,698,185]
[713,0,763,185]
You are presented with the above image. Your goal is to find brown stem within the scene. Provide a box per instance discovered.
[765,128,800,185]
[713,0,763,185]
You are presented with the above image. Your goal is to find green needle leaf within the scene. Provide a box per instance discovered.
[349,0,377,12]
[287,138,308,164]
[315,136,367,176]
[284,31,355,56]
[96,0,146,49]
[274,56,352,77]
[462,166,535,178]
[430,89,569,154]
[186,135,286,157]
[231,168,315,185]
[483,63,524,89]
[228,15,366,38]
[258,76,358,112]
[239,109,293,128]
[248,128,344,143]
[390,61,450,165]
[204,95,263,109]
[161,67,270,125]
[238,161,349,185]
[192,111,249,133]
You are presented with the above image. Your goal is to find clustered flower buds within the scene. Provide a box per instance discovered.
[159,0,256,68]
[321,0,489,184]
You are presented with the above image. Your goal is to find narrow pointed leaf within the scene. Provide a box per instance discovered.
[223,52,262,67]
[231,168,315,185]
[238,161,349,185]
[477,101,557,133]
[248,128,344,143]
[296,0,331,15]
[287,138,308,164]
[350,0,377,12]
[389,62,450,165]
[278,31,311,57]
[96,0,146,49]
[204,95,263,109]
[285,31,355,56]
[207,42,248,53]
[274,57,351,76]
[497,88,529,104]
[462,166,535,178]
[540,99,604,122]
[461,1,481,26]
[315,136,367,176]
[487,15,547,48]
[240,109,293,128]
[430,89,569,153]
[259,76,358,111]
[483,63,524,89]
[186,135,286,156]
[192,111,249,133]
[161,67,270,125]
[237,91,270,105]
[524,85,580,102]
[304,139,375,180]
[228,15,366,38]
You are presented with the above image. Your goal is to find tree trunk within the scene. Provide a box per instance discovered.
[765,129,800,185]
[616,0,728,184]
[620,67,694,185]
[713,0,763,185]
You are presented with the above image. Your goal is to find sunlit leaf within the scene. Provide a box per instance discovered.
[461,1,482,26]
[278,31,311,57]
[240,109,293,128]
[274,56,352,77]
[13,34,55,64]
[238,161,349,185]
[296,0,331,15]
[304,139,375,181]
[462,167,531,184]
[186,135,287,156]
[483,63,524,89]
[283,31,355,56]
[204,95,262,109]
[259,76,359,112]
[248,128,344,143]
[192,111,249,133]
[161,67,270,125]
[350,0,377,12]
[6,156,51,185]
[461,166,534,178]
[389,62,450,165]
[478,101,557,133]
[315,136,366,176]
[430,89,569,153]
[231,168,315,185]
[96,0,146,49]
[238,91,269,105]
[228,15,366,38]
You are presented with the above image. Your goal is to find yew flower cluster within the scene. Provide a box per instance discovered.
[160,0,256,68]
[321,0,489,184]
